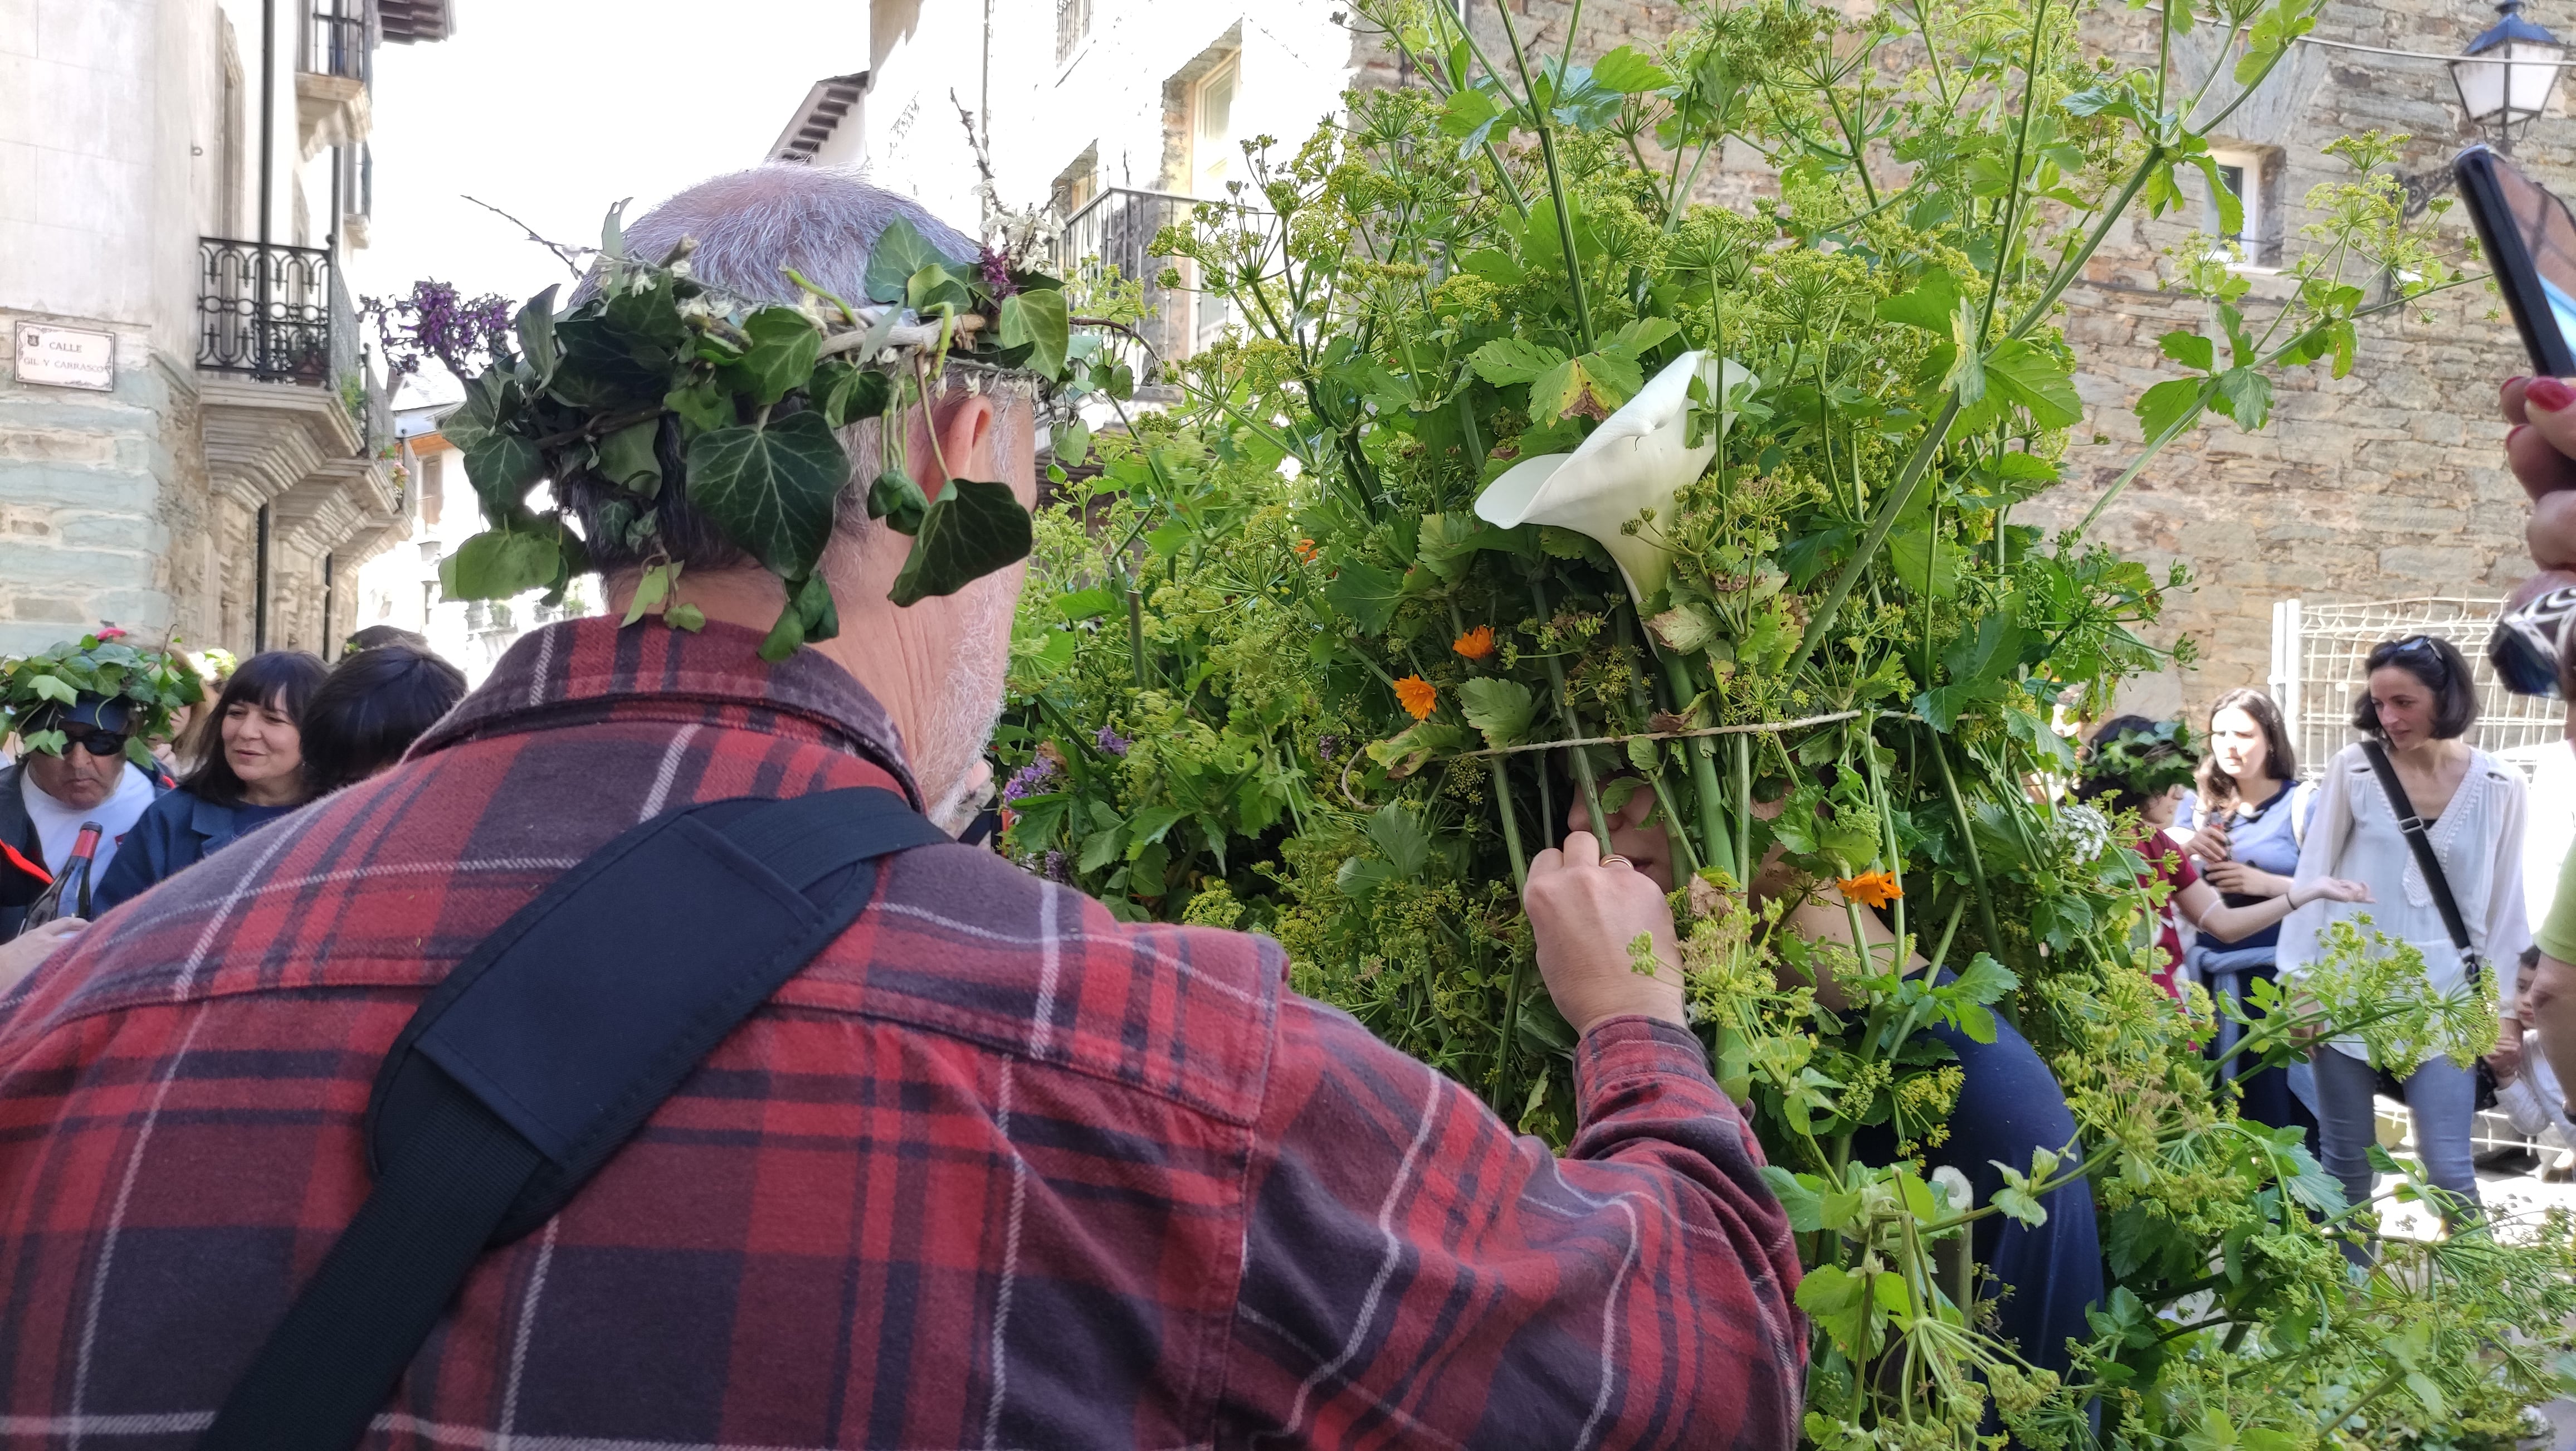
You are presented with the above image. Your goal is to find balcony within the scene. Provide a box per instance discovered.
[1055,188,1199,381]
[296,7,373,158]
[195,237,405,568]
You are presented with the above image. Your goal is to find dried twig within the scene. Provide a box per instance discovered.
[462,194,596,280]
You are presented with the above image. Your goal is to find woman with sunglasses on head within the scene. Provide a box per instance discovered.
[90,651,328,917]
[2279,634,2530,1246]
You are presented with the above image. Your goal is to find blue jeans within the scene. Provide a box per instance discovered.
[2311,1044,2479,1257]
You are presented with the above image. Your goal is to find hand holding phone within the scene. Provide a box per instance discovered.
[2457,145,2576,695]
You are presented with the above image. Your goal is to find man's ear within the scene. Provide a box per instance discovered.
[933,396,997,493]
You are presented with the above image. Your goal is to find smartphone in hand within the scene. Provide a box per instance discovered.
[2455,144,2576,696]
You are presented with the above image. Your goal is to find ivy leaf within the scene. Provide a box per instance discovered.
[685,408,848,579]
[665,380,733,434]
[515,285,560,383]
[444,417,544,518]
[622,561,675,626]
[869,468,931,534]
[1457,678,1536,748]
[596,419,662,495]
[730,306,823,407]
[1468,337,1568,387]
[1982,339,2082,427]
[862,215,958,304]
[1322,559,1405,634]
[439,529,565,601]
[888,479,1035,606]
[997,288,1070,378]
[816,363,894,427]
[27,675,76,705]
[1590,45,1672,94]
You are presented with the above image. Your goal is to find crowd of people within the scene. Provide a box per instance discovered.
[2084,634,2546,1253]
[0,626,466,986]
[3,165,2576,1447]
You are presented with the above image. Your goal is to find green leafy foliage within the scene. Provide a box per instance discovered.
[387,208,1080,659]
[989,1,2551,1443]
[0,630,204,764]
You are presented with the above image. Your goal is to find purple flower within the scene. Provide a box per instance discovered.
[363,280,516,387]
[1041,849,1072,883]
[1316,734,1341,763]
[978,244,1021,300]
[1002,756,1060,805]
[1095,724,1131,757]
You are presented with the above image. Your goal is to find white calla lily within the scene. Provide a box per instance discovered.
[1472,349,1757,608]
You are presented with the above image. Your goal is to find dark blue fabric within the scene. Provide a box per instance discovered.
[91,788,303,917]
[1853,1010,2101,1391]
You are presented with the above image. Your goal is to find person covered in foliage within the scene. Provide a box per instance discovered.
[2279,635,2530,1235]
[0,169,1806,1448]
[88,650,326,917]
[298,640,466,795]
[2078,716,2369,1001]
[1573,785,2104,1404]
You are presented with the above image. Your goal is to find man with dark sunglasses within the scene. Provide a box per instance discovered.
[1,693,168,940]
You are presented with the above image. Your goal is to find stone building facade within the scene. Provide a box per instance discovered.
[0,0,450,661]
[781,0,2555,720]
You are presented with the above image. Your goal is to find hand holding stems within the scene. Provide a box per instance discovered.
[1522,830,1687,1036]
[0,917,84,997]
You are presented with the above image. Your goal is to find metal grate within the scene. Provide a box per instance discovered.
[1053,188,1200,377]
[197,237,335,383]
[2268,596,2568,777]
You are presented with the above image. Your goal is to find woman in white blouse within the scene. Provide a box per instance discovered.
[2280,635,2529,1236]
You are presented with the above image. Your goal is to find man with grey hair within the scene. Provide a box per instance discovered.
[0,166,1802,1449]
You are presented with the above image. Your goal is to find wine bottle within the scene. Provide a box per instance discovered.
[21,821,102,934]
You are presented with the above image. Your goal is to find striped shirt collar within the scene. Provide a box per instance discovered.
[414,616,922,806]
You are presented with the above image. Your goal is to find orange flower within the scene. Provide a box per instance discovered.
[1452,624,1497,660]
[1394,675,1437,721]
[1292,537,1319,562]
[1837,870,1903,909]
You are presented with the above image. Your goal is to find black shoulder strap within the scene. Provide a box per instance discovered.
[2357,739,2482,978]
[199,786,948,1451]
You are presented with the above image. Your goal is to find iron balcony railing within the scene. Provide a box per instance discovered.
[305,7,370,83]
[198,237,335,384]
[1055,187,1208,373]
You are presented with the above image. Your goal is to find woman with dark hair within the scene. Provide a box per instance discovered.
[2281,634,2530,1241]
[301,642,466,794]
[2174,689,2323,1139]
[2078,715,2368,1001]
[90,651,327,916]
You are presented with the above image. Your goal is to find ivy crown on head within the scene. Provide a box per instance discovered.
[434,203,1101,663]
[2080,718,2202,800]
[0,631,204,770]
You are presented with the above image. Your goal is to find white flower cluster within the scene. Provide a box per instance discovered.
[2051,802,2113,864]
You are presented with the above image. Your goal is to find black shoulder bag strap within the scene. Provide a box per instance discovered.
[199,786,949,1451]
[2357,739,2484,986]
[2357,741,2502,1108]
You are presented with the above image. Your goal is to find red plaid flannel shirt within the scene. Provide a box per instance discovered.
[0,618,1802,1450]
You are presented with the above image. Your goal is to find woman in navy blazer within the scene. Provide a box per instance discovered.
[91,651,326,916]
